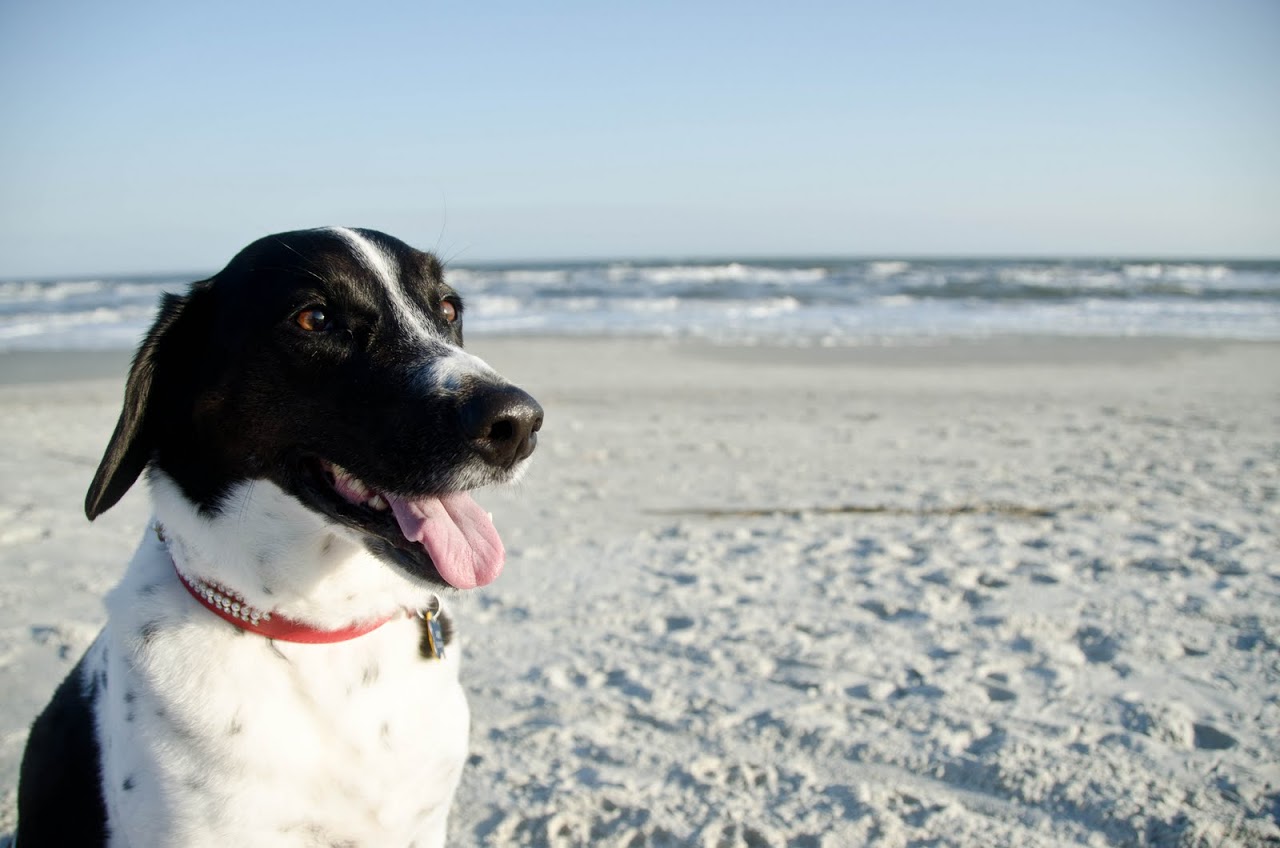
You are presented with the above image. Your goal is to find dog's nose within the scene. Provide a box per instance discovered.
[459,385,543,467]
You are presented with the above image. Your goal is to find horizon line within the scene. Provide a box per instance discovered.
[6,251,1280,283]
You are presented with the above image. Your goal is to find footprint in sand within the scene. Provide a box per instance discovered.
[1075,625,1121,664]
[1192,723,1237,750]
[982,672,1017,702]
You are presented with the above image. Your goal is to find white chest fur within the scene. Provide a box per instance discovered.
[90,504,470,848]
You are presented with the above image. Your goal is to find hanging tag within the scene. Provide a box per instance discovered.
[419,609,446,660]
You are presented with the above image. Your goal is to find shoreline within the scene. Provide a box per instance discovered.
[0,334,1273,386]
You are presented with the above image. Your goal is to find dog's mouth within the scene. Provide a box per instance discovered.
[296,458,505,590]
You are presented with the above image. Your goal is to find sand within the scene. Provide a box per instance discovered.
[1,337,1277,846]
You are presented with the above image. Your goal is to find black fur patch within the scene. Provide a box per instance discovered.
[139,621,160,645]
[17,653,109,844]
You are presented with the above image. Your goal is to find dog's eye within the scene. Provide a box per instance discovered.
[441,299,459,324]
[295,307,331,332]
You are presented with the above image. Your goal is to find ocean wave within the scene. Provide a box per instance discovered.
[996,266,1125,290]
[0,279,109,304]
[607,263,828,286]
[464,295,525,315]
[1123,263,1232,283]
[0,304,155,351]
[897,265,1279,302]
[866,261,911,278]
[3,258,1279,351]
[723,297,801,318]
[448,268,572,288]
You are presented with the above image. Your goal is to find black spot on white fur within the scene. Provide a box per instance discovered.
[90,666,107,698]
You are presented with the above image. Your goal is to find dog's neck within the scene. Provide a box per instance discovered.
[148,469,441,630]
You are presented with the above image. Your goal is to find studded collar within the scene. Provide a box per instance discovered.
[157,523,446,655]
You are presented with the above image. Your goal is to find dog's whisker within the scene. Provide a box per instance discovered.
[272,239,332,285]
[235,480,257,526]
[431,195,449,258]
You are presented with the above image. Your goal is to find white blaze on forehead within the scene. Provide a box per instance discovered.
[329,226,396,286]
[327,226,438,343]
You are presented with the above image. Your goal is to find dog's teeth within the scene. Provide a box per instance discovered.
[368,494,388,511]
[347,477,370,498]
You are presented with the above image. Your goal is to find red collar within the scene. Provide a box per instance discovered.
[173,563,396,644]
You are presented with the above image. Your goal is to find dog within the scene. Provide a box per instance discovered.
[15,227,543,847]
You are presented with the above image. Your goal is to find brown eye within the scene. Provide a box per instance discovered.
[295,306,330,332]
[441,300,458,323]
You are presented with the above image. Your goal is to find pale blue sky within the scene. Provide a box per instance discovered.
[1,0,1277,276]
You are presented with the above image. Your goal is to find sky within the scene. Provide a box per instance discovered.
[1,0,1277,277]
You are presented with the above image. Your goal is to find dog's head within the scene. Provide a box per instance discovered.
[85,227,542,590]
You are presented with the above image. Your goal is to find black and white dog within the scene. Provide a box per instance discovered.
[16,228,542,847]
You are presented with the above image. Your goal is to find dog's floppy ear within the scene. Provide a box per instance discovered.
[85,288,207,520]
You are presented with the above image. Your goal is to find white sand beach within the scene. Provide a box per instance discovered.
[1,337,1277,846]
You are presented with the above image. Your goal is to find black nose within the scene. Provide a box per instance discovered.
[458,385,544,468]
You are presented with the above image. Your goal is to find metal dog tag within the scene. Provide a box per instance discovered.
[420,609,446,661]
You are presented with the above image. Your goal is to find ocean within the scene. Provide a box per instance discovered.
[2,257,1278,351]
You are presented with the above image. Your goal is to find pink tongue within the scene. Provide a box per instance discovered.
[385,492,505,589]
